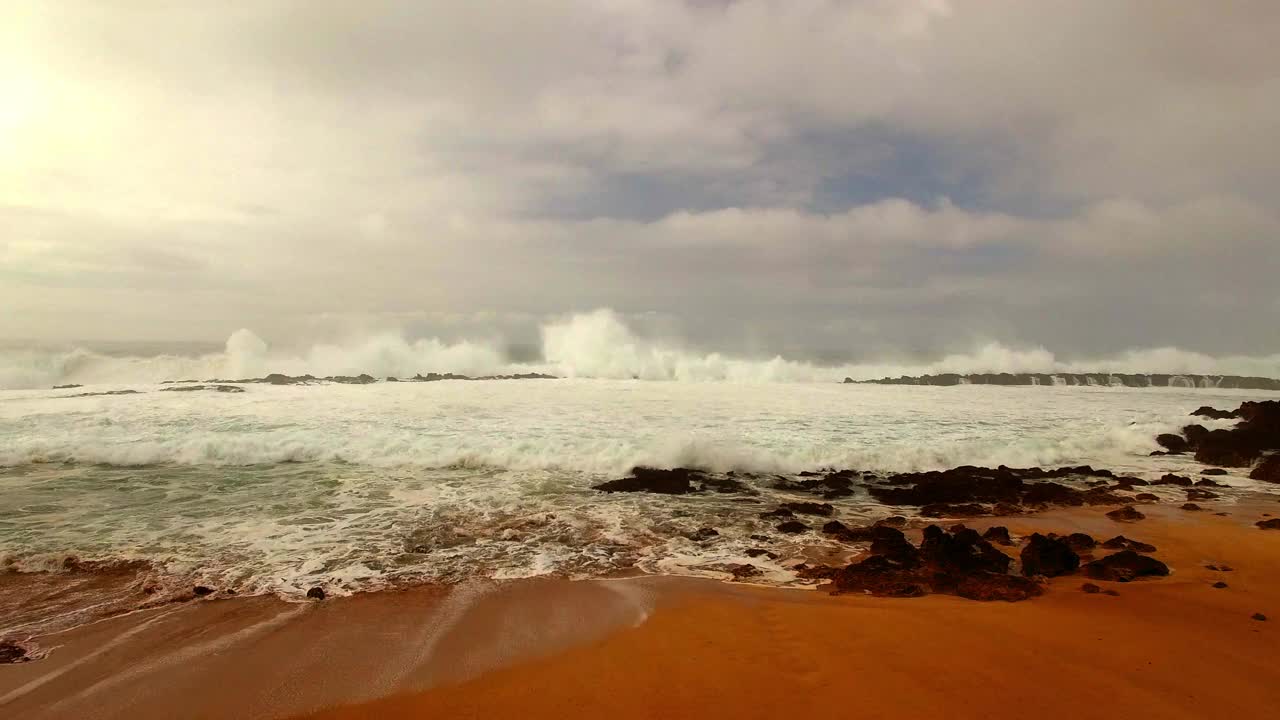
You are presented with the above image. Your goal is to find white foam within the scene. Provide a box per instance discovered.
[3,308,1280,389]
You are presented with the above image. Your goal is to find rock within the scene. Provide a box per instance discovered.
[1020,533,1080,577]
[1252,613,1267,621]
[1153,474,1193,487]
[193,585,214,596]
[831,556,928,597]
[795,564,839,581]
[52,383,83,390]
[1134,493,1159,502]
[0,642,29,663]
[687,527,719,542]
[1185,487,1218,500]
[1250,455,1280,484]
[1194,478,1226,486]
[1213,581,1228,589]
[1191,406,1237,420]
[920,502,989,518]
[829,525,1036,602]
[1106,506,1145,522]
[982,526,1013,546]
[726,564,763,580]
[1101,536,1156,553]
[1081,582,1102,594]
[1256,518,1280,530]
[780,502,835,517]
[1155,434,1188,454]
[776,521,811,534]
[953,574,1043,602]
[1181,503,1203,511]
[760,508,795,519]
[745,548,779,560]
[875,515,908,528]
[1082,551,1170,582]
[594,467,706,494]
[306,587,326,600]
[1063,532,1097,551]
[1200,468,1229,476]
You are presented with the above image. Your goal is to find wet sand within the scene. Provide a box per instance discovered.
[2,505,1278,719]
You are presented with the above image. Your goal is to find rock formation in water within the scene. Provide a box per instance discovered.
[844,373,1280,390]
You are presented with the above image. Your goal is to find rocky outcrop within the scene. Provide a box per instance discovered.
[1156,400,1280,468]
[848,374,1280,390]
[1250,455,1280,483]
[828,525,1040,602]
[594,467,746,495]
[1020,534,1080,577]
[0,641,29,663]
[160,384,245,393]
[1082,551,1169,582]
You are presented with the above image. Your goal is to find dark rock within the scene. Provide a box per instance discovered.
[52,383,83,390]
[1100,536,1156,553]
[1153,474,1193,487]
[687,527,719,542]
[745,548,779,560]
[160,384,246,393]
[953,574,1043,602]
[1082,551,1170,582]
[982,526,1013,546]
[1213,581,1228,589]
[306,587,326,600]
[1252,613,1267,621]
[1134,493,1159,502]
[193,585,214,596]
[776,521,810,534]
[1081,582,1102,594]
[831,556,928,597]
[1106,506,1145,522]
[1191,406,1237,420]
[1063,532,1097,551]
[1020,534,1080,577]
[0,642,29,663]
[1250,455,1280,484]
[1194,478,1226,487]
[920,502,989,518]
[1184,487,1218,501]
[760,508,795,519]
[1180,503,1203,511]
[875,515,908,528]
[1256,518,1280,530]
[830,525,1036,602]
[726,564,763,580]
[795,564,839,580]
[1155,434,1188,454]
[594,467,706,495]
[1200,468,1229,476]
[780,502,835,517]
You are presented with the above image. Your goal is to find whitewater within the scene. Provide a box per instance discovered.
[2,309,1279,621]
[4,309,1280,390]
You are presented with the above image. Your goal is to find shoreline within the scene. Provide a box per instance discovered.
[2,503,1277,719]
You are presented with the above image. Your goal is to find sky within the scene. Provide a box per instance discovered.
[2,1,1278,362]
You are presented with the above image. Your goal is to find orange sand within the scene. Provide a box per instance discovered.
[304,509,1280,720]
[2,506,1277,719]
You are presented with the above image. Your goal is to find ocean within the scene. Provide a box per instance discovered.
[1,374,1268,607]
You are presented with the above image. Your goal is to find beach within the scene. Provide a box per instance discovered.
[2,502,1277,719]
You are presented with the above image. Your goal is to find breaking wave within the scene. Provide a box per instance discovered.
[2,308,1279,389]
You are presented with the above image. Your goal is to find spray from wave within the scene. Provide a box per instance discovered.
[2,308,1279,390]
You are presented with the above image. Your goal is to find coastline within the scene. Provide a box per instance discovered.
[2,503,1277,719]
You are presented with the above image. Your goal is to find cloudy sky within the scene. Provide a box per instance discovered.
[3,1,1278,361]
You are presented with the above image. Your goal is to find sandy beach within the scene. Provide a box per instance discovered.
[2,503,1276,720]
